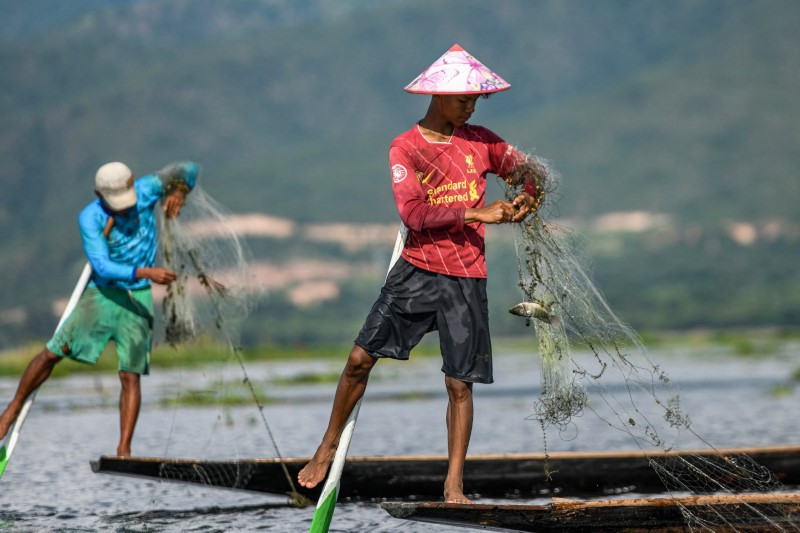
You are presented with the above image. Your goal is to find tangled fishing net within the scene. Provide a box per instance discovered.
[154,162,309,507]
[504,153,798,531]
[156,177,251,348]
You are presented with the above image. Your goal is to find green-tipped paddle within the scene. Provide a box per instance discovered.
[308,399,362,532]
[308,225,407,532]
[0,263,92,482]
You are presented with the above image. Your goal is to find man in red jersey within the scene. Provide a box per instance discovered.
[298,45,543,503]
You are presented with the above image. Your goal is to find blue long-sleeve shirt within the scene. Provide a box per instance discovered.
[78,161,199,290]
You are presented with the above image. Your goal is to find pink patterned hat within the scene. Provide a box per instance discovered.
[404,44,510,95]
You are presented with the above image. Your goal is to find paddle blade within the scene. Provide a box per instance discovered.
[308,486,338,533]
[0,444,8,479]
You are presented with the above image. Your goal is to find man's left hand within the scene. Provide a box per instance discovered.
[163,191,186,218]
[511,193,535,222]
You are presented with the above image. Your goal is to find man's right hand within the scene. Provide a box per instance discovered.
[136,266,177,285]
[465,200,516,224]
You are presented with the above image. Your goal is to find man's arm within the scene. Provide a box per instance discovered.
[477,128,548,223]
[134,266,176,284]
[80,210,137,283]
[153,161,200,219]
[79,209,175,285]
[389,147,466,232]
[465,200,516,224]
[390,146,517,229]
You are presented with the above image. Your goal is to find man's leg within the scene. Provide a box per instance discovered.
[0,348,62,440]
[297,344,378,488]
[444,374,474,503]
[117,371,141,457]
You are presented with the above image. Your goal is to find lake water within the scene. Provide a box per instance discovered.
[1,341,799,532]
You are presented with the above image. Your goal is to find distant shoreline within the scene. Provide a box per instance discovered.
[0,327,797,379]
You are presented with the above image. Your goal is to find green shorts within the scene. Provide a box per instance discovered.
[47,286,154,375]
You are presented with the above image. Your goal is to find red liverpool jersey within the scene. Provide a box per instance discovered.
[389,124,521,278]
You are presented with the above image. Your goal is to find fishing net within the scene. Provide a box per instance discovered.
[158,459,257,490]
[504,152,798,531]
[154,164,309,507]
[156,185,252,349]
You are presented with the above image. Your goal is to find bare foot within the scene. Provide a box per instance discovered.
[116,446,131,457]
[297,443,335,489]
[444,481,475,504]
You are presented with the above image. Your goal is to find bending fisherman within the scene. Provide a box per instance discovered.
[298,45,543,503]
[0,161,197,457]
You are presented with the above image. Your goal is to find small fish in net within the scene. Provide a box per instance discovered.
[508,300,559,326]
[504,151,799,531]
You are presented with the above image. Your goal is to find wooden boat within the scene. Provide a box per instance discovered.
[90,445,800,501]
[381,493,800,532]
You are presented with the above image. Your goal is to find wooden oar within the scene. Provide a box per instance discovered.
[309,224,408,532]
[0,262,93,480]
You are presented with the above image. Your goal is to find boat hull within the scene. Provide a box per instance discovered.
[90,445,800,501]
[381,493,800,532]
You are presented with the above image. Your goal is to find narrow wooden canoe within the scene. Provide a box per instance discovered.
[90,444,800,501]
[381,493,800,532]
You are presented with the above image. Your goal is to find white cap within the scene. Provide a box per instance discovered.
[95,162,136,211]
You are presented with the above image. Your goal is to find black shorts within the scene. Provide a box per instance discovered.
[354,257,493,384]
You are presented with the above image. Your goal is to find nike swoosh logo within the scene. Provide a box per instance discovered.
[421,170,434,184]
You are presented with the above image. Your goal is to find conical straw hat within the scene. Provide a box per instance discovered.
[404,44,510,95]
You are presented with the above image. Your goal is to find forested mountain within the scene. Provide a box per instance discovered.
[0,0,797,345]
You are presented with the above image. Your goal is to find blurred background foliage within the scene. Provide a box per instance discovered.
[0,0,797,347]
